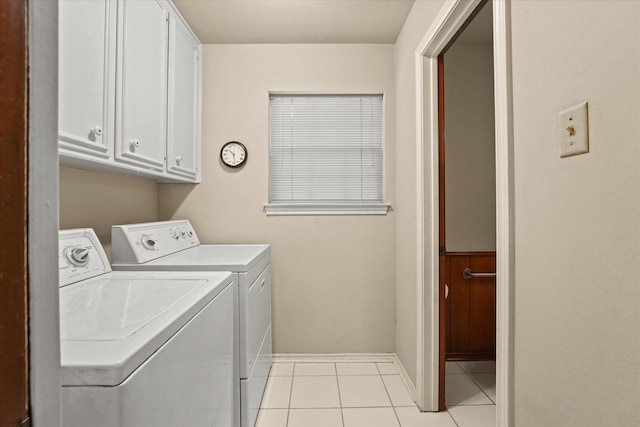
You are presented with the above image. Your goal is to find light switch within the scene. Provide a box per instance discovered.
[559,102,589,158]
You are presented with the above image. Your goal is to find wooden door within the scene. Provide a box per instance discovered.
[0,0,30,424]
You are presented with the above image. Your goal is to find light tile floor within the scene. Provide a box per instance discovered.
[256,360,496,427]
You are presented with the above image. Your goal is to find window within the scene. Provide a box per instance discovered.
[265,94,389,215]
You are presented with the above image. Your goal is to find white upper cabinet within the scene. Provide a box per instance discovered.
[167,14,201,181]
[115,0,168,172]
[59,0,116,162]
[58,0,202,183]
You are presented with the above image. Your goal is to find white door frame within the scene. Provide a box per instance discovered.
[414,1,514,425]
[29,1,62,425]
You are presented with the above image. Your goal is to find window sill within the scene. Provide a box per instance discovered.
[264,202,390,216]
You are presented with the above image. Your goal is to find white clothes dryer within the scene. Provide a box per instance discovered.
[59,228,237,427]
[111,220,271,427]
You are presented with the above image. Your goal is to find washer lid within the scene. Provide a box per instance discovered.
[60,277,205,341]
[59,271,233,387]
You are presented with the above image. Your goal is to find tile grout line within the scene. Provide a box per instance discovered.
[457,361,496,375]
[335,363,346,427]
[282,405,416,410]
[286,405,398,411]
[284,363,296,427]
[448,409,462,427]
[377,363,403,427]
[443,365,462,427]
[444,362,492,427]
[447,404,496,407]
[445,368,495,407]
[462,369,496,406]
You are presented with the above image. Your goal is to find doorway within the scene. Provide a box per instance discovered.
[415,0,514,425]
[438,1,497,417]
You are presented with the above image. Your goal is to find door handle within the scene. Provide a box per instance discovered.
[444,284,449,299]
[462,268,496,279]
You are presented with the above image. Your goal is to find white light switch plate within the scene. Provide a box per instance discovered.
[559,102,589,158]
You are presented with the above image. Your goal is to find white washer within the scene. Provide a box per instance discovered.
[111,220,271,427]
[59,228,238,427]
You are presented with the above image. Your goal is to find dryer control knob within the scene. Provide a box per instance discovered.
[140,235,157,250]
[65,246,90,267]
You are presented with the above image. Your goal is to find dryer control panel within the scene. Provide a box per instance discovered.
[111,220,200,264]
[59,228,111,287]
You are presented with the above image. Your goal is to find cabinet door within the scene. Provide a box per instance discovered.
[445,253,496,360]
[59,0,116,160]
[115,0,168,171]
[166,14,200,181]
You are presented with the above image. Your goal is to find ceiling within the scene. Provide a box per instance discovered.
[172,0,416,44]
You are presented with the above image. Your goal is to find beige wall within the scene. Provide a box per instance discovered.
[393,0,447,386]
[59,166,159,258]
[444,43,496,252]
[159,44,396,354]
[511,1,640,425]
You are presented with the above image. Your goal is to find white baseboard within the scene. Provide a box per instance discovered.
[391,353,417,403]
[272,353,396,363]
[271,353,417,404]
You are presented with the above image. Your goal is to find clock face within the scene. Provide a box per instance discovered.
[220,141,247,168]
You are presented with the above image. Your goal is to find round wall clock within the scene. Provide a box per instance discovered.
[220,141,248,168]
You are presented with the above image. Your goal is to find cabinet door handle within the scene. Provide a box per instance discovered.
[444,284,449,300]
[90,126,103,137]
[130,139,140,151]
[462,268,496,279]
[176,155,182,164]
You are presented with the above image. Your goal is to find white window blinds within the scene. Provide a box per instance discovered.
[269,94,384,207]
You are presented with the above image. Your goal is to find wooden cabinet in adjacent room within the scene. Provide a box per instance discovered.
[444,252,496,360]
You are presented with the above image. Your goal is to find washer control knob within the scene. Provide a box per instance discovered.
[65,246,90,267]
[140,235,157,250]
[187,230,193,237]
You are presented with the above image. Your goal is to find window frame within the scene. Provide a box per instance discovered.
[264,92,390,216]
